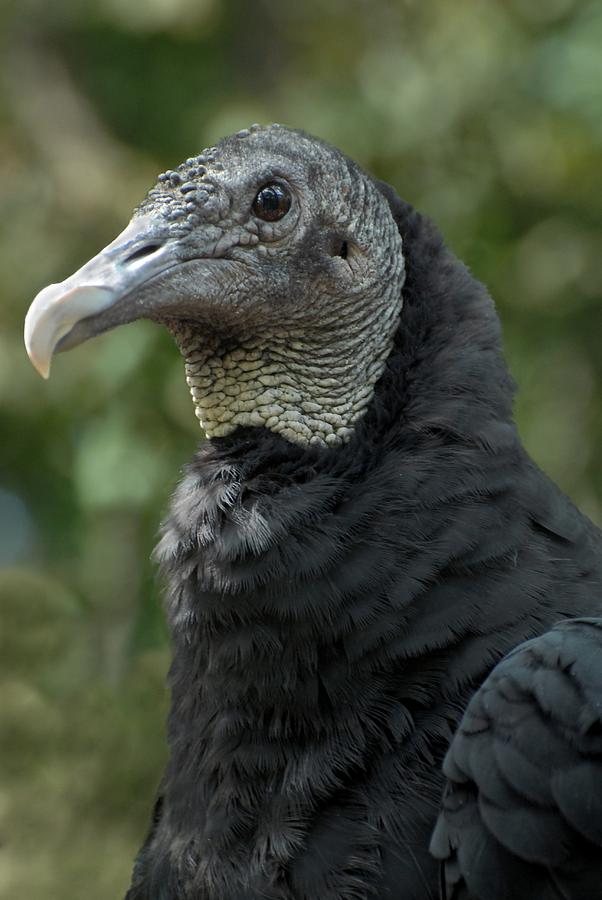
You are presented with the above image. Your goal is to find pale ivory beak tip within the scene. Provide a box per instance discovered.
[30,352,51,380]
[23,296,54,379]
[24,282,117,381]
[24,306,53,380]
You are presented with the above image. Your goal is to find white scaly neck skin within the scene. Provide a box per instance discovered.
[173,275,402,448]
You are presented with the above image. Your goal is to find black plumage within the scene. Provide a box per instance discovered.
[24,127,602,899]
[430,619,602,900]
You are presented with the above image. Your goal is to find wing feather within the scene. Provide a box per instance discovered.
[430,618,602,900]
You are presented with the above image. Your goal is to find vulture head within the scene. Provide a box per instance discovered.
[25,124,405,447]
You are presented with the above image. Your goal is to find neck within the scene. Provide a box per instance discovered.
[170,283,402,448]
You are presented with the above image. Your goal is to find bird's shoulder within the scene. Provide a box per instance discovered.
[430,617,602,900]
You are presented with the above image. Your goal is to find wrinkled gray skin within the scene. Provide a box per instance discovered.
[25,124,405,447]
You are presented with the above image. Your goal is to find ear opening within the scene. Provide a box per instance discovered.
[329,234,350,260]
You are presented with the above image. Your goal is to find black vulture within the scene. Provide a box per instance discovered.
[25,125,602,900]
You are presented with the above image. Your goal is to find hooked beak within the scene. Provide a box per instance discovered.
[24,216,181,378]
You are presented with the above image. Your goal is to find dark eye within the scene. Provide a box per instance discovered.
[252,184,291,222]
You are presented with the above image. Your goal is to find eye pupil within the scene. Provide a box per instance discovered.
[252,184,291,221]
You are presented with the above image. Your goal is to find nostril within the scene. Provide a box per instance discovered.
[125,243,163,264]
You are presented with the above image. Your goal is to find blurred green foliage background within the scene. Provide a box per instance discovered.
[1,0,601,896]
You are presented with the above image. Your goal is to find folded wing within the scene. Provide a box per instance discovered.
[430,617,602,900]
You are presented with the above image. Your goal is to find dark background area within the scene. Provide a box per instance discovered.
[1,1,601,896]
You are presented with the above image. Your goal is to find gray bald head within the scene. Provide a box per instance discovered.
[25,125,405,446]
